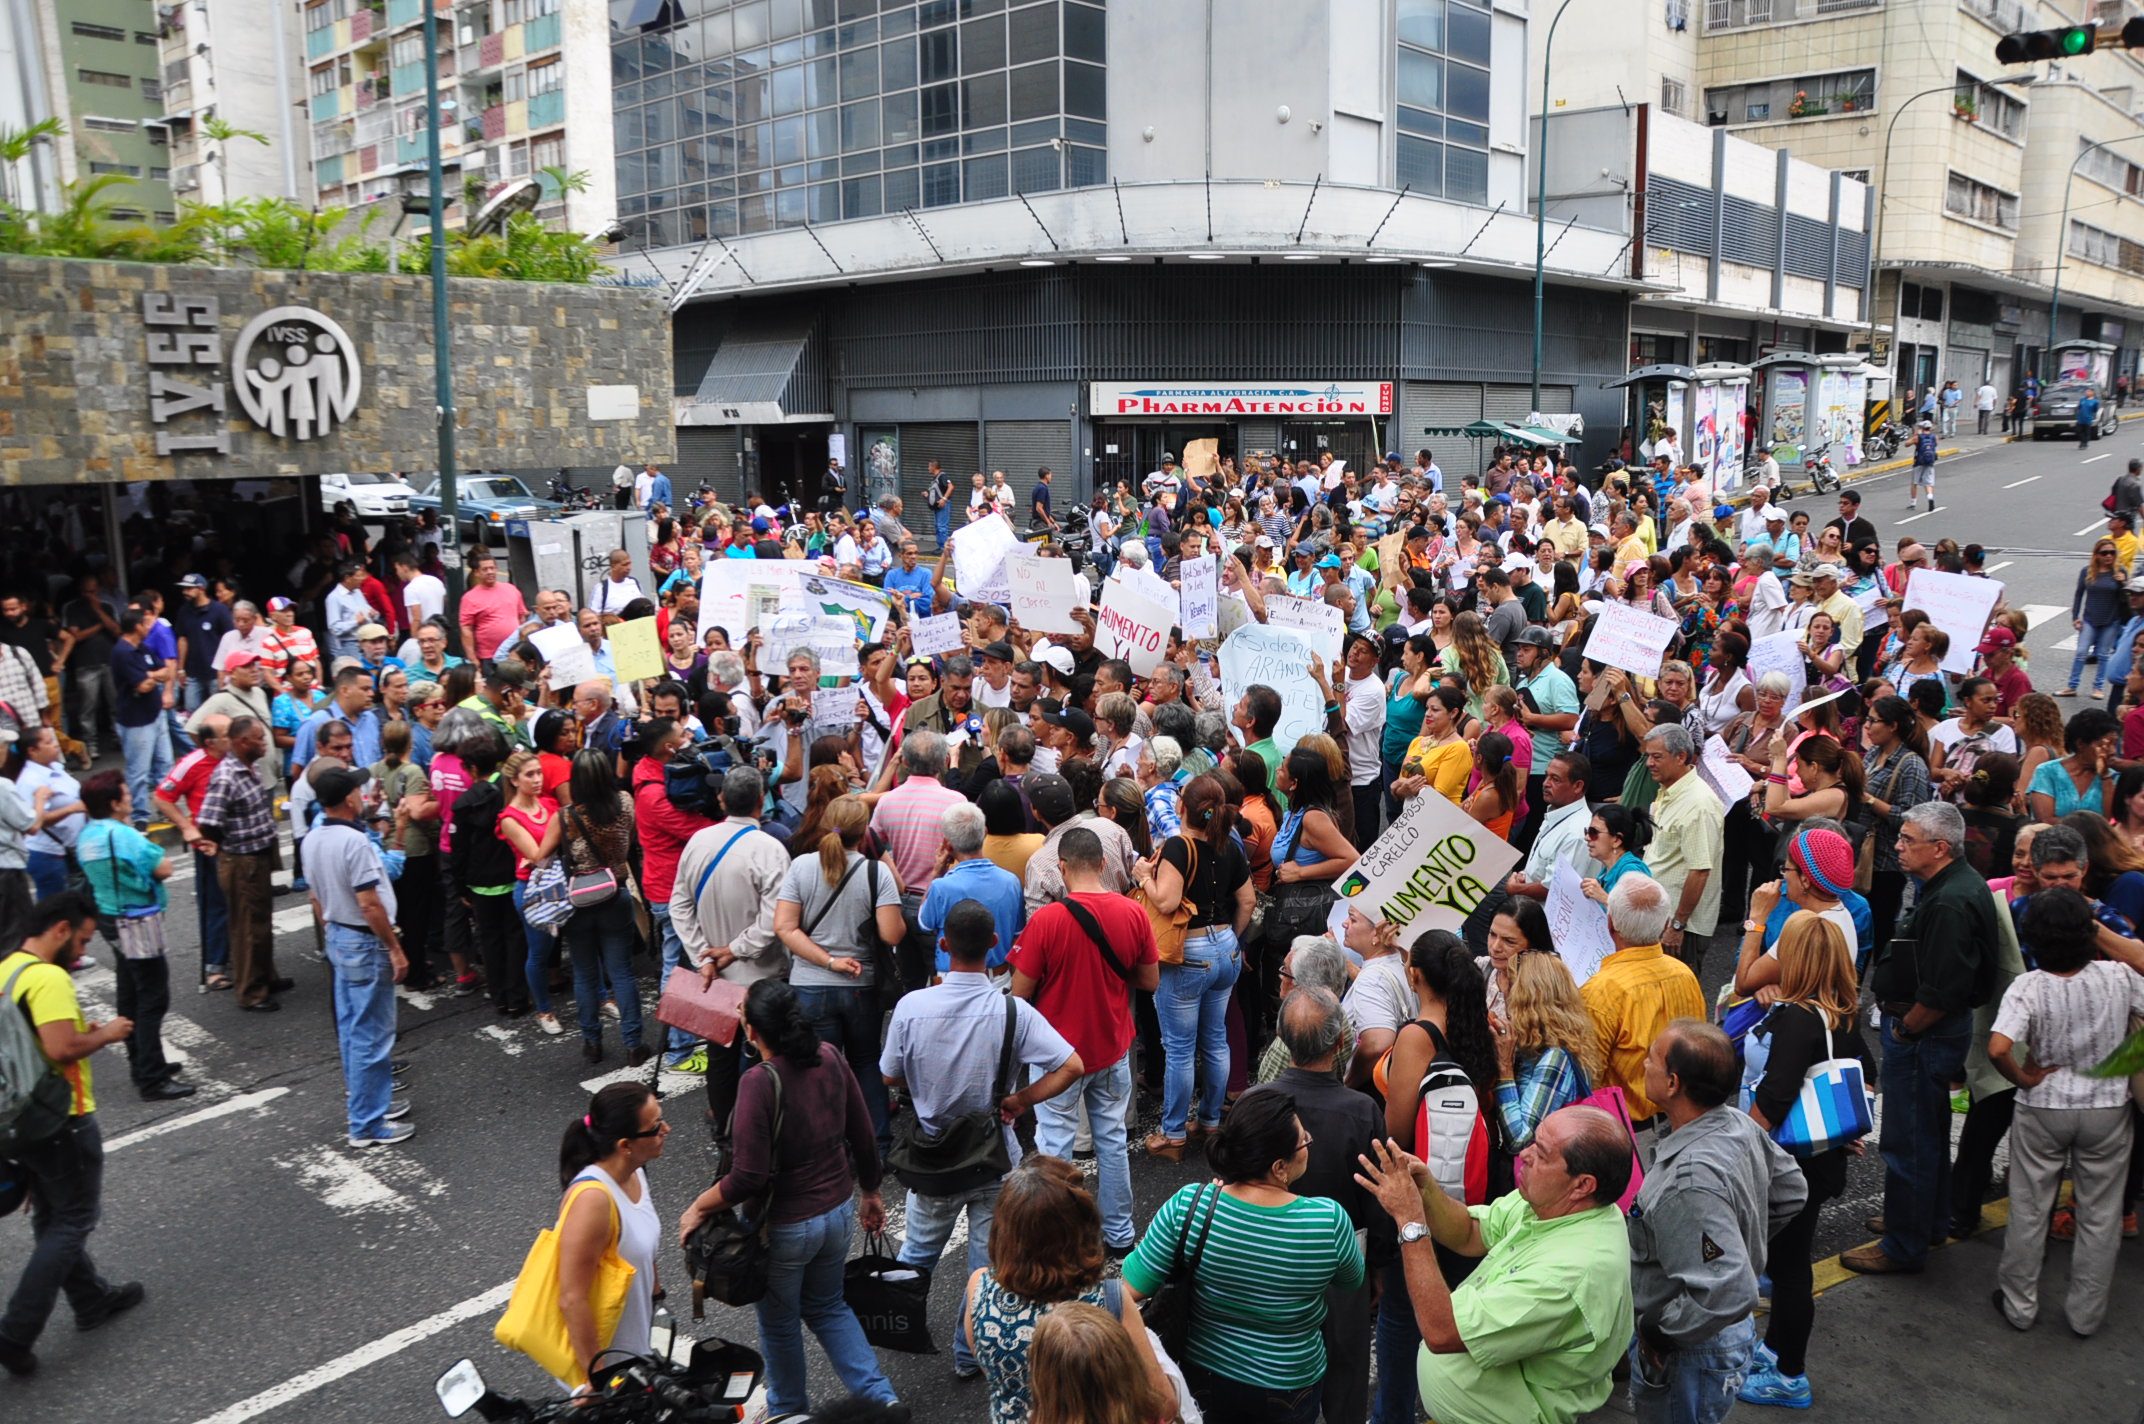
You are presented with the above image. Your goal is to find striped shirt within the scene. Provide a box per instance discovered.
[1494,1046,1591,1151]
[197,752,278,854]
[869,776,967,888]
[1122,1183,1363,1389]
[1991,962,2144,1111]
[259,624,318,684]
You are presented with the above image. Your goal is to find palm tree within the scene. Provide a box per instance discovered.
[199,116,268,201]
[0,117,66,210]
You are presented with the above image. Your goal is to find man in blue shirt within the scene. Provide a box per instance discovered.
[1414,448,1444,496]
[2100,578,2144,716]
[642,464,673,515]
[2078,389,2103,451]
[110,607,171,830]
[919,803,1025,974]
[882,540,936,619]
[1512,628,1580,848]
[293,666,381,773]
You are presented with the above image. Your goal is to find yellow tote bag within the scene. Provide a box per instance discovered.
[495,1180,637,1387]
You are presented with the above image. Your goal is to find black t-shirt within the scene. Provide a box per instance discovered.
[0,616,60,676]
[172,599,234,681]
[1159,833,1249,931]
[60,596,117,663]
[1033,483,1052,519]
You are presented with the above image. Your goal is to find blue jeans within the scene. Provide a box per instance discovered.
[1184,1360,1322,1424]
[649,902,695,1058]
[562,895,641,1049]
[898,1181,998,1376]
[0,1113,114,1348]
[27,850,68,902]
[324,925,398,1140]
[934,503,952,549]
[793,982,892,1151]
[118,719,172,829]
[1158,928,1241,1137]
[1034,1056,1135,1248]
[1879,1012,1971,1267]
[195,846,229,972]
[756,1199,898,1415]
[1629,1314,1756,1424]
[2067,620,2123,693]
[510,881,555,1016]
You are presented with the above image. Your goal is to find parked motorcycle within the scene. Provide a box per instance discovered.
[547,474,602,512]
[1799,441,1840,495]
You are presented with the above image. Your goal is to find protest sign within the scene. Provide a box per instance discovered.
[1216,593,1254,641]
[529,622,595,691]
[1330,789,1522,938]
[609,617,663,683]
[1903,567,2002,676]
[1116,562,1178,612]
[1264,593,1346,665]
[1376,532,1408,590]
[769,612,860,678]
[911,611,966,658]
[950,512,1019,604]
[1581,602,1680,679]
[1182,437,1220,483]
[1545,860,1618,986]
[1748,631,1805,709]
[1696,734,1755,808]
[702,562,890,644]
[1097,577,1174,676]
[1180,555,1220,640]
[1217,624,1324,756]
[812,686,859,727]
[1004,546,1085,632]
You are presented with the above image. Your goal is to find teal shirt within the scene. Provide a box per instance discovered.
[1596,852,1650,894]
[1516,664,1579,776]
[74,818,167,917]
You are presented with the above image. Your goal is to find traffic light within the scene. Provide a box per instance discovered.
[1994,25,2096,62]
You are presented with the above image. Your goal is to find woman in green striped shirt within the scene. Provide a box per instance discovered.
[1121,1091,1364,1424]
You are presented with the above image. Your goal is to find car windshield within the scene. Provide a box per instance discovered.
[462,477,534,500]
[2048,386,2092,402]
[342,472,394,485]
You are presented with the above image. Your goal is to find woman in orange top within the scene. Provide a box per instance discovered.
[1465,731,1520,842]
[1231,748,1282,891]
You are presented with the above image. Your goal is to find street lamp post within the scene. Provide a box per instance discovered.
[2050,132,2144,376]
[421,0,462,637]
[1530,0,1577,419]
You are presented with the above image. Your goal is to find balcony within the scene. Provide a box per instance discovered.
[351,6,374,42]
[528,88,564,128]
[313,117,356,159]
[480,31,505,68]
[355,106,395,146]
[172,163,199,193]
[525,10,561,52]
[160,78,192,115]
[483,104,506,140]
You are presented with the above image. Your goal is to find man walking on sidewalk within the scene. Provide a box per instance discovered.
[304,765,414,1149]
[1975,378,1997,435]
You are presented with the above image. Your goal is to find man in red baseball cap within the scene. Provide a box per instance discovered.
[1974,626,2032,717]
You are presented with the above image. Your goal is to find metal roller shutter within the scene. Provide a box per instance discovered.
[1403,380,1484,436]
[1238,420,1282,461]
[673,427,743,505]
[898,423,982,540]
[1484,384,1575,423]
[985,420,1076,524]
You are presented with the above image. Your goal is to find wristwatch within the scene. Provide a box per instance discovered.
[1668,918,1687,932]
[1399,1221,1432,1245]
[1742,919,1764,935]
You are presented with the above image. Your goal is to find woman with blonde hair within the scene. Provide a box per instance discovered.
[774,794,907,1152]
[2010,692,2067,803]
[789,764,855,859]
[1437,609,1507,722]
[1027,1302,1168,1424]
[1738,911,1870,1410]
[1490,948,1605,1151]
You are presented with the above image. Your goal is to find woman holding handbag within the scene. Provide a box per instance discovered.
[550,1083,668,1389]
[557,750,645,1065]
[676,979,901,1418]
[495,750,563,1034]
[1736,911,1868,1411]
[72,771,191,1101]
[1138,775,1254,1162]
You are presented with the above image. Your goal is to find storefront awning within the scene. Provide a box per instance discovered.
[1419,420,1509,438]
[1601,364,1697,389]
[1499,424,1571,447]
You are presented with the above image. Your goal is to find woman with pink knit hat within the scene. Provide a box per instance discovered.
[1731,826,1872,1004]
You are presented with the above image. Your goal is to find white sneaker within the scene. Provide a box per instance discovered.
[536,1012,565,1036]
[349,1122,417,1149]
[601,1000,621,1021]
[384,1098,413,1121]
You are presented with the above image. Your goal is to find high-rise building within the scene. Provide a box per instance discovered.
[2,0,173,219]
[155,0,312,207]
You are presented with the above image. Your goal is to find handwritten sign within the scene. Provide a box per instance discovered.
[529,622,594,691]
[1903,567,2002,677]
[1116,562,1178,611]
[1581,602,1680,680]
[911,611,966,658]
[1748,630,1806,711]
[950,512,1019,604]
[1696,734,1755,808]
[1545,859,1618,987]
[1097,577,1174,677]
[609,617,663,683]
[812,686,859,727]
[701,562,890,645]
[1331,790,1523,938]
[1217,593,1254,641]
[1179,555,1220,640]
[1265,593,1346,665]
[1217,624,1323,757]
[1004,546,1085,632]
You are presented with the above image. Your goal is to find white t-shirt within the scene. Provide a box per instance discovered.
[634,470,655,506]
[401,572,446,625]
[1992,962,2144,1110]
[612,463,634,490]
[592,575,645,616]
[1930,718,2018,762]
[976,678,1013,709]
[1343,671,1386,787]
[1765,901,1857,964]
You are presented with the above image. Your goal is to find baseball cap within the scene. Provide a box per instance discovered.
[1026,772,1076,826]
[1715,505,1737,522]
[1502,553,1534,574]
[1036,645,1076,677]
[178,573,208,590]
[223,649,260,671]
[267,596,295,612]
[1588,523,1611,539]
[1809,563,1844,582]
[1255,535,1276,549]
[1042,706,1097,742]
[1384,451,1402,463]
[980,639,1016,663]
[1316,554,1343,569]
[2126,577,2144,595]
[1160,451,1177,464]
[1975,627,2018,653]
[356,622,390,641]
[1515,625,1555,649]
[309,764,372,807]
[750,516,771,533]
[1764,508,1788,524]
[1789,568,1818,587]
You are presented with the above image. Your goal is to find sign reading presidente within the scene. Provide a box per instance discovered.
[1090,381,1395,417]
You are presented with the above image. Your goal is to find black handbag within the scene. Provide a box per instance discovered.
[884,997,1017,1197]
[1141,1182,1220,1361]
[842,1231,936,1353]
[683,1062,784,1318]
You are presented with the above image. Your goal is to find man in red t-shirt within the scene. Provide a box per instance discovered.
[151,713,233,984]
[1010,826,1159,1253]
[456,550,529,663]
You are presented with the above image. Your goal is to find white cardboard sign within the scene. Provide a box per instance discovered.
[1902,567,2002,677]
[950,512,1020,605]
[1004,546,1086,632]
[529,622,595,691]
[1217,624,1324,759]
[1179,555,1220,640]
[910,611,967,658]
[1329,790,1524,939]
[1581,602,1681,680]
[1545,859,1619,987]
[1264,593,1346,665]
[1096,577,1175,677]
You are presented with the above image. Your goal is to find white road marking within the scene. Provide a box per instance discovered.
[2020,604,2070,630]
[580,1061,703,1097]
[2001,476,2041,489]
[2076,519,2111,537]
[185,1279,516,1424]
[2083,453,2113,464]
[479,1023,525,1055]
[106,1087,290,1152]
[1985,561,2013,573]
[1895,507,1946,525]
[273,904,317,936]
[394,985,437,1011]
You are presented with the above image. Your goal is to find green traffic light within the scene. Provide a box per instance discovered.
[2063,25,2094,53]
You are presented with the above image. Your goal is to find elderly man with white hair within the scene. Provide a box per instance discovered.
[917,801,1025,979]
[1578,872,1706,1122]
[1641,723,1725,976]
[1136,735,1184,838]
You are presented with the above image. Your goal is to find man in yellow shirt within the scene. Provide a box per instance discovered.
[2107,511,2140,576]
[1578,872,1705,1120]
[1543,495,1590,559]
[1612,510,1650,574]
[0,893,144,1375]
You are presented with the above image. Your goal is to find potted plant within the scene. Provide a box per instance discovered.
[1834,91,1860,112]
[1953,93,1979,121]
[1788,89,1809,118]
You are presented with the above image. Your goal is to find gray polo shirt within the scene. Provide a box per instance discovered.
[305,818,396,930]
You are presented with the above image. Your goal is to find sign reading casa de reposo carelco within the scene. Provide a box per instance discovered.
[1089,381,1395,417]
[142,293,363,455]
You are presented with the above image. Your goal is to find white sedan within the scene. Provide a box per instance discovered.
[320,471,419,518]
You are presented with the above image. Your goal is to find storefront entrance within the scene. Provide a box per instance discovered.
[1091,423,1233,495]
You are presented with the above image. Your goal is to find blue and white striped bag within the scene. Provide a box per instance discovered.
[1774,1019,1873,1158]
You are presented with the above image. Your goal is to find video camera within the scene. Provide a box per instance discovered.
[662,733,774,817]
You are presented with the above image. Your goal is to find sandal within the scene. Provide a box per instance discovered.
[2057,686,2078,697]
[204,973,233,992]
[1144,1133,1187,1161]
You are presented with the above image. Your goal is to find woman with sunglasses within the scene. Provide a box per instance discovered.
[2063,538,2128,698]
[1579,803,1652,907]
[551,1082,669,1391]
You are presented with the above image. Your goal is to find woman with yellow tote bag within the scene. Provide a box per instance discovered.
[497,1083,670,1388]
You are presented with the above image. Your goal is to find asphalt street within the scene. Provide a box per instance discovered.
[5,429,2143,1424]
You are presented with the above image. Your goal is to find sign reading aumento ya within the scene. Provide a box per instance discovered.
[142,294,362,454]
[1089,380,1395,418]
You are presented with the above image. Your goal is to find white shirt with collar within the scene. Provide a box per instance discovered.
[1524,796,1591,886]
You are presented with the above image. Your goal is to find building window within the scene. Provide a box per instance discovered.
[310,63,341,98]
[1395,0,1491,204]
[306,2,335,33]
[140,79,161,102]
[1661,77,1686,117]
[527,60,563,97]
[1945,171,2017,229]
[72,21,128,41]
[78,69,134,88]
[1899,281,1944,322]
[504,67,526,103]
[2077,137,2144,197]
[392,34,424,68]
[137,31,158,44]
[2069,219,2144,274]
[150,166,170,180]
[1703,0,1772,31]
[1955,71,2025,139]
[1704,68,1874,124]
[532,131,563,171]
[82,116,138,133]
[88,162,143,176]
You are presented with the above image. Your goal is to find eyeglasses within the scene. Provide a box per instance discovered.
[1583,826,1604,839]
[621,1119,670,1141]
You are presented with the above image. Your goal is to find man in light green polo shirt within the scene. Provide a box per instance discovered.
[1357,1105,1635,1424]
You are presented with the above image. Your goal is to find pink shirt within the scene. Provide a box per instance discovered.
[430,752,472,854]
[869,775,968,888]
[459,581,529,661]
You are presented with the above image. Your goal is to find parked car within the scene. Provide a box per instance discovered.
[406,472,561,545]
[319,471,419,519]
[2028,383,2118,440]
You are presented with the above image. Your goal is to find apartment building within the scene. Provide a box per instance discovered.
[1,0,172,219]
[155,0,311,207]
[299,0,613,236]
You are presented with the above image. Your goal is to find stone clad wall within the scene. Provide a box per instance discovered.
[0,256,673,484]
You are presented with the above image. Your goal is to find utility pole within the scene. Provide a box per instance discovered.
[421,0,462,637]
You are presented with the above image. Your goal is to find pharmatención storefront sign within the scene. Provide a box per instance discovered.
[1090,381,1395,418]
